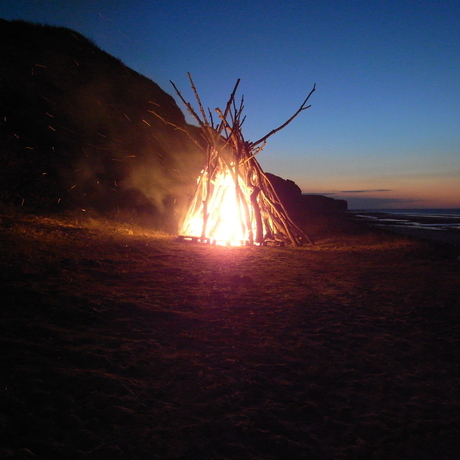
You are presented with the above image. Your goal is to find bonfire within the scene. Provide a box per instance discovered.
[157,74,315,246]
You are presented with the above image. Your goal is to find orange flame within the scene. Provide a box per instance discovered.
[180,163,255,246]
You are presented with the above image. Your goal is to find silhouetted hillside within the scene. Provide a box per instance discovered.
[266,173,347,214]
[0,19,204,227]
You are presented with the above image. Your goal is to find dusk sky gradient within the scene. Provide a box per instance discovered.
[2,0,459,209]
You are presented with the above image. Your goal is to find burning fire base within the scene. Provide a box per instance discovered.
[176,161,303,247]
[177,235,287,247]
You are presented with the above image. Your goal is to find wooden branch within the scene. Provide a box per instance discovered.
[187,72,210,126]
[240,142,266,165]
[217,78,241,133]
[215,107,241,145]
[237,185,253,244]
[170,79,207,130]
[251,83,316,147]
[250,187,263,243]
[254,160,313,245]
[207,108,216,129]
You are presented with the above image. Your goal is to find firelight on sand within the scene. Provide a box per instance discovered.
[160,74,316,247]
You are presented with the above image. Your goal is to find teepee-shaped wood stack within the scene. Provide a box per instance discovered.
[159,74,315,246]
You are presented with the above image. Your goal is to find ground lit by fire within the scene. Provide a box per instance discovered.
[2,209,460,459]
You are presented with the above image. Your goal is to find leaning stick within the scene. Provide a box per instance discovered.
[251,83,316,147]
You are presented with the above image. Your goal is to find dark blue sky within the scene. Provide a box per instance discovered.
[2,0,459,208]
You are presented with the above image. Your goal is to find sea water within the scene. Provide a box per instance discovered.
[354,209,460,229]
[351,209,460,244]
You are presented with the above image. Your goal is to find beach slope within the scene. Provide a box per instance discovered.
[2,210,460,459]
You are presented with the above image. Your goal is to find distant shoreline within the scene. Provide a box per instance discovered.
[349,209,460,249]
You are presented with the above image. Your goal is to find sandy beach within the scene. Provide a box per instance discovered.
[1,209,460,459]
[371,225,460,247]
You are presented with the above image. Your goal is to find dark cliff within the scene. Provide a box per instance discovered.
[266,173,348,215]
[0,19,204,227]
